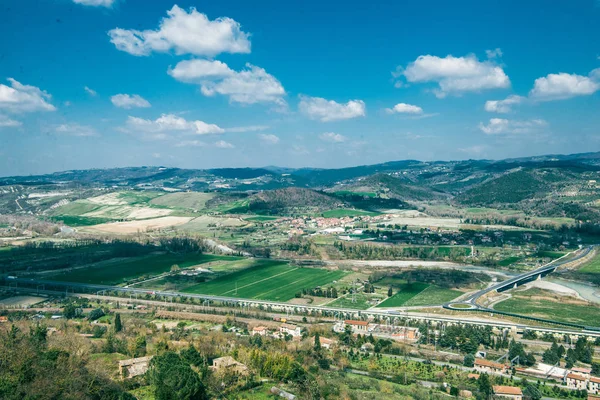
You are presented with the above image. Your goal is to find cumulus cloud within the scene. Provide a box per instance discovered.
[529,71,600,101]
[485,48,503,59]
[73,0,115,7]
[111,94,151,109]
[484,95,525,113]
[319,132,346,143]
[478,118,547,135]
[108,6,251,57]
[385,103,423,114]
[55,123,98,137]
[395,54,510,98]
[214,140,234,148]
[169,60,286,106]
[84,86,97,96]
[0,78,56,113]
[258,133,279,144]
[299,95,365,122]
[0,115,22,128]
[123,114,224,138]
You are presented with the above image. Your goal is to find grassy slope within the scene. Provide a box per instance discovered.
[580,252,600,273]
[149,192,215,210]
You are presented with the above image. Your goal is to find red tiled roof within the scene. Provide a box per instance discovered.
[475,358,505,369]
[567,373,587,381]
[493,385,523,395]
[589,376,600,384]
[345,320,369,326]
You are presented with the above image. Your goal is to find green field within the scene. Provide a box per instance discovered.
[498,256,521,267]
[183,261,346,302]
[149,192,215,210]
[118,191,164,205]
[376,283,429,307]
[321,209,380,218]
[580,252,600,274]
[494,291,600,327]
[402,285,462,306]
[328,293,380,310]
[244,216,280,222]
[50,253,237,285]
[50,215,115,226]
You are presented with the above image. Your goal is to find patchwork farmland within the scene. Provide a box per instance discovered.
[183,261,346,302]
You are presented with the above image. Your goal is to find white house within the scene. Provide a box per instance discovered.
[279,323,302,338]
[566,373,588,390]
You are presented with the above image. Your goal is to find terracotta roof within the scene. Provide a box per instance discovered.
[493,385,523,395]
[589,376,600,384]
[573,367,592,374]
[252,326,267,331]
[567,373,587,381]
[468,373,480,379]
[345,320,369,326]
[319,337,335,344]
[589,394,600,400]
[474,358,505,369]
[280,323,299,330]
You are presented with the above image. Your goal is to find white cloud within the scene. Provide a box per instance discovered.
[459,145,488,156]
[169,60,286,106]
[319,132,346,143]
[478,118,547,135]
[485,48,503,59]
[214,140,234,148]
[529,71,600,101]
[124,114,224,138]
[385,103,423,114]
[175,140,205,147]
[73,0,115,7]
[396,54,510,97]
[225,125,269,133]
[299,95,365,122]
[258,133,279,144]
[0,78,56,113]
[484,95,524,113]
[55,123,98,137]
[0,115,21,128]
[108,5,251,57]
[84,86,97,96]
[111,94,151,109]
[291,144,309,155]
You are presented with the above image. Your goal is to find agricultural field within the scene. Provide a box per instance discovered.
[149,192,215,211]
[244,216,280,222]
[49,253,236,285]
[376,282,429,308]
[402,285,462,306]
[183,261,346,302]
[493,288,600,327]
[327,293,382,310]
[321,209,380,218]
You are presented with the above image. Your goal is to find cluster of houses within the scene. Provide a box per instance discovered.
[278,214,391,237]
[252,323,303,340]
[474,358,600,395]
[332,320,420,342]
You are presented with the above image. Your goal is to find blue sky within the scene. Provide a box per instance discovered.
[1,0,599,176]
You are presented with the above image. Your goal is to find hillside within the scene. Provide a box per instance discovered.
[247,188,345,215]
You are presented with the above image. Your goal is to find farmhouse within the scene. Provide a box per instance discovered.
[492,385,523,399]
[344,320,370,334]
[318,336,336,350]
[279,323,302,338]
[252,326,268,336]
[474,358,507,375]
[211,356,249,376]
[0,316,8,323]
[390,327,419,341]
[118,356,153,379]
[566,373,588,390]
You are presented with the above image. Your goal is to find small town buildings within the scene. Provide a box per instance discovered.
[344,320,370,334]
[0,316,8,323]
[279,323,302,338]
[252,326,268,336]
[589,376,600,394]
[474,358,507,375]
[319,336,336,350]
[573,367,593,378]
[390,327,419,341]
[589,394,600,400]
[566,373,588,390]
[119,356,153,379]
[211,356,249,376]
[493,385,523,400]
